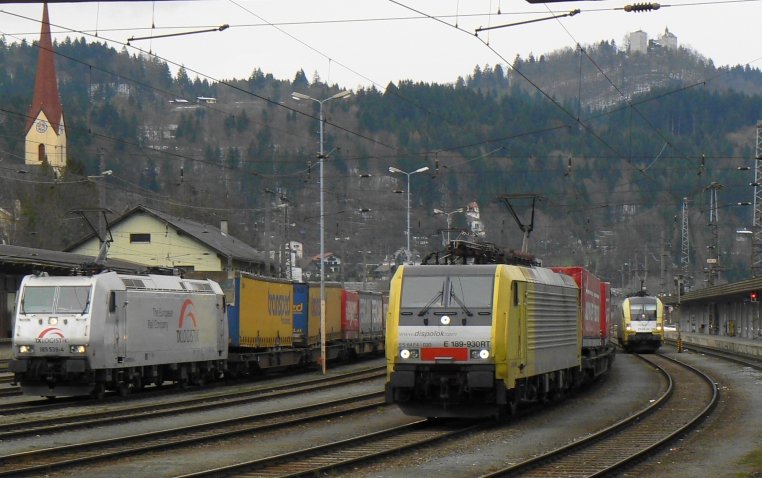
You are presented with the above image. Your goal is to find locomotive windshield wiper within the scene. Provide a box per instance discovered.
[449,286,473,317]
[418,290,444,317]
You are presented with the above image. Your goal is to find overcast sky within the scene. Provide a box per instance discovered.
[1,0,760,91]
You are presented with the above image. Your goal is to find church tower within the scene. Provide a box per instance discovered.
[25,3,66,174]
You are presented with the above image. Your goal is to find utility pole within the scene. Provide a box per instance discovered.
[680,198,690,275]
[753,121,762,276]
[706,182,722,286]
[660,231,668,294]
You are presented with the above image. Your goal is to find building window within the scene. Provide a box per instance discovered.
[130,233,151,244]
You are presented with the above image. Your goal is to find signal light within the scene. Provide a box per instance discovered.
[751,292,758,302]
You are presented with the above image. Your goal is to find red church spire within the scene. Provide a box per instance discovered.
[26,3,64,135]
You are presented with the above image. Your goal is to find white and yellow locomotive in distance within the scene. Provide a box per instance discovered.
[385,263,586,419]
[617,293,664,353]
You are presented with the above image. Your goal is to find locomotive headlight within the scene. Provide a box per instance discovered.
[400,349,411,359]
[399,349,419,359]
[18,345,33,354]
[70,345,87,354]
[440,315,451,325]
[48,317,58,325]
[470,348,490,359]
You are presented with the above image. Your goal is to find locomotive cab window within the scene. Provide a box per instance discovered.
[21,286,56,313]
[399,272,494,325]
[629,300,658,320]
[57,286,92,314]
[21,285,92,314]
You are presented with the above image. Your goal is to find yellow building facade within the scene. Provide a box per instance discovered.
[25,114,67,169]
[66,206,269,274]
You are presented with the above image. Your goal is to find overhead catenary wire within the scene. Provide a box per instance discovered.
[1,1,757,231]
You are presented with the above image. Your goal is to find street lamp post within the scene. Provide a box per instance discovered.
[291,89,352,375]
[389,165,429,261]
[433,207,464,245]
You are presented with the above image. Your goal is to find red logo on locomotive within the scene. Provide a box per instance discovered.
[35,327,66,343]
[177,299,199,343]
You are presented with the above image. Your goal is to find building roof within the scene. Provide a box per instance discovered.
[25,3,64,135]
[663,276,762,306]
[0,243,147,275]
[65,205,268,266]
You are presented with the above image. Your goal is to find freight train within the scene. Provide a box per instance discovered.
[385,252,615,419]
[617,288,664,353]
[9,271,385,398]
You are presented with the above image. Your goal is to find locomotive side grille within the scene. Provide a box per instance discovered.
[122,279,147,289]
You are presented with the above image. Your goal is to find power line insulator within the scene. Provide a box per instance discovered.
[624,3,661,12]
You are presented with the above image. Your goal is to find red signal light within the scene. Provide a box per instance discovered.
[751,292,758,302]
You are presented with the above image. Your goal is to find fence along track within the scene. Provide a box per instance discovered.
[479,353,718,477]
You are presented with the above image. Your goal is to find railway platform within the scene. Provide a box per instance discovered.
[665,330,762,359]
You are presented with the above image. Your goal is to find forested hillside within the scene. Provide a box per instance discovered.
[1,35,761,291]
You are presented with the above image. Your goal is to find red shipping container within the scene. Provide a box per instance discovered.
[551,267,602,347]
[600,282,611,343]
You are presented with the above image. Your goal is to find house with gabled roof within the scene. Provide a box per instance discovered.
[64,205,271,275]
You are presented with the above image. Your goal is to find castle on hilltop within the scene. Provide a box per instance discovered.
[628,27,678,55]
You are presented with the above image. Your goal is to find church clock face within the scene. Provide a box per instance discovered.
[35,121,48,133]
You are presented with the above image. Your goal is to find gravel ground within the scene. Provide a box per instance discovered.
[345,352,664,477]
[12,349,762,478]
[622,348,762,478]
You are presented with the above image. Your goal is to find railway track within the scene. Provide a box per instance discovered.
[0,364,384,415]
[478,352,718,477]
[0,391,387,477]
[0,366,385,440]
[175,419,487,478]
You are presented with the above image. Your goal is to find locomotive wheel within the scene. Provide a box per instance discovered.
[91,383,105,400]
[116,382,130,397]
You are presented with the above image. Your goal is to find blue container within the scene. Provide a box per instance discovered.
[292,282,309,347]
[223,277,242,348]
